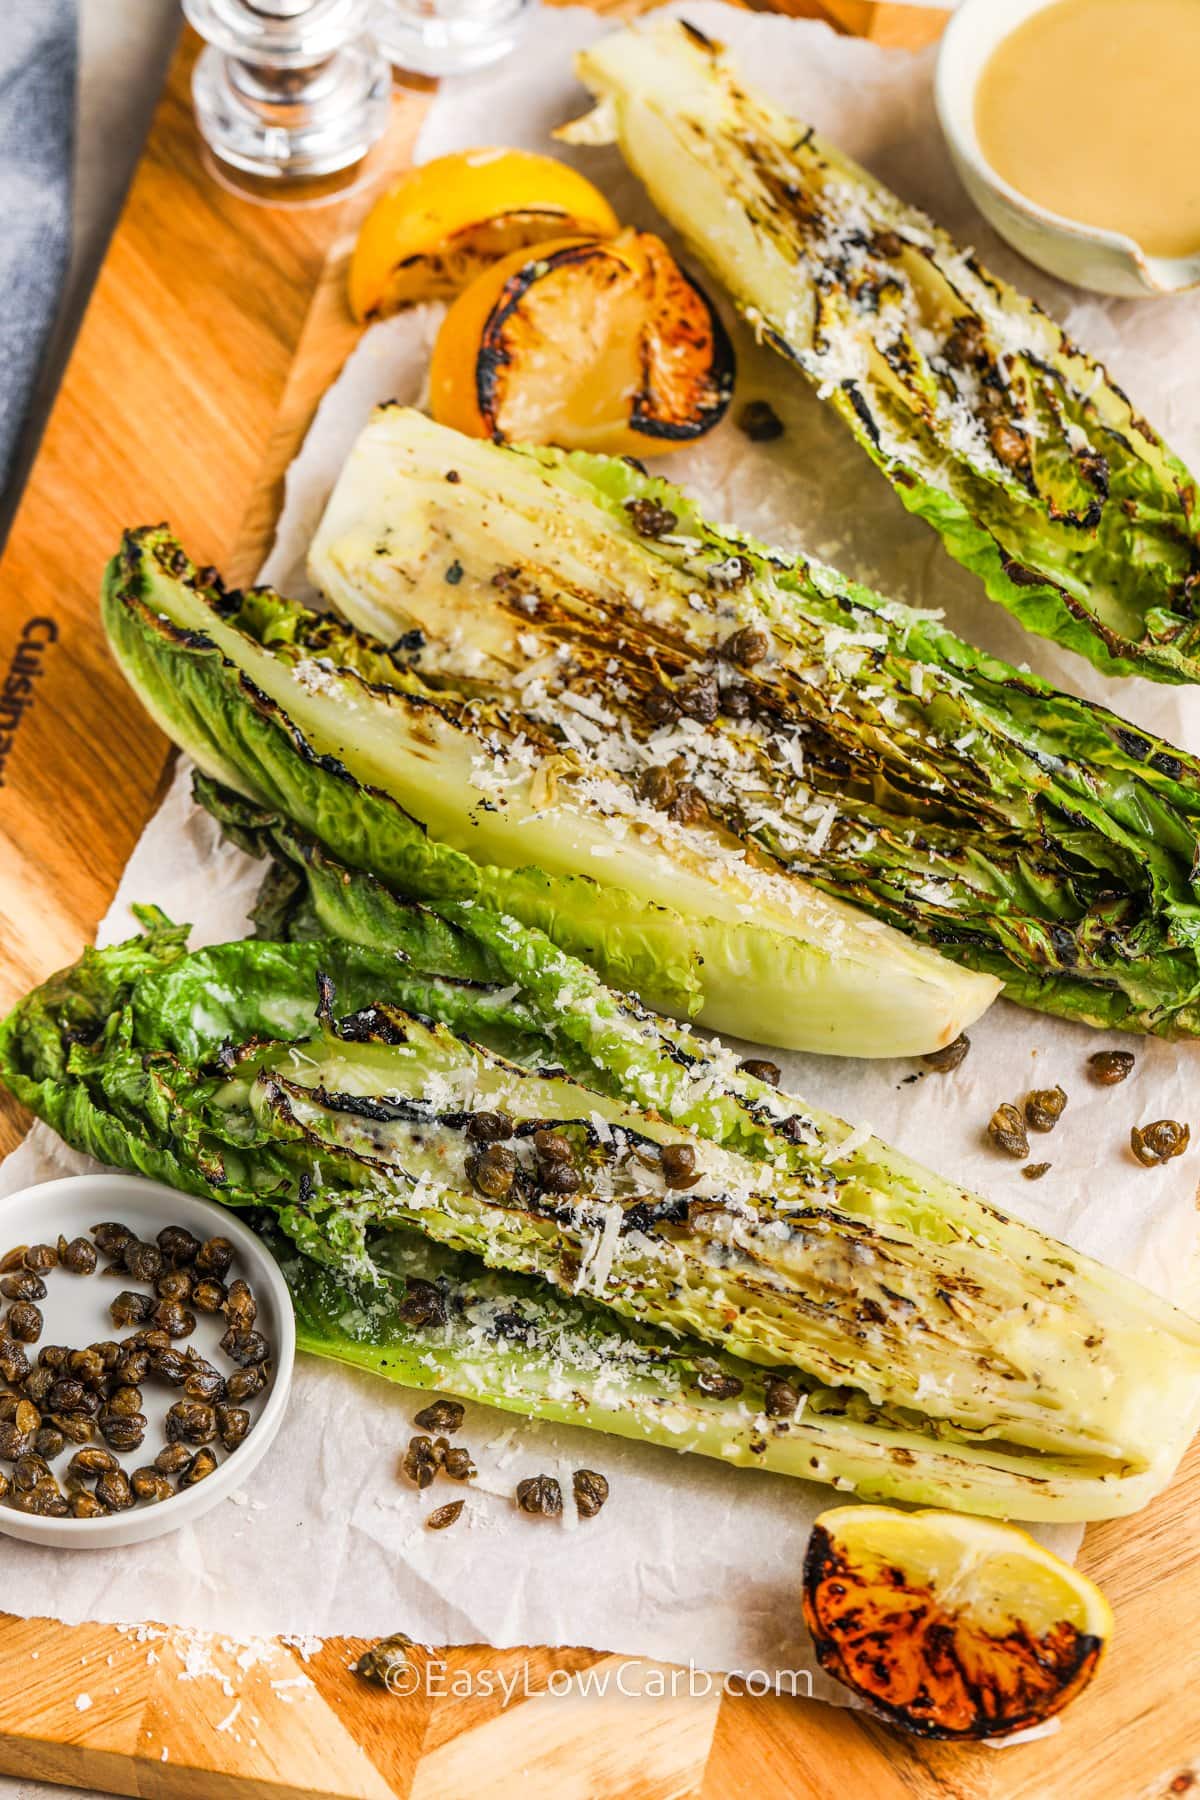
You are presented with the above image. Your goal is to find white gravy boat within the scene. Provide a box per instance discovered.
[936,0,1200,297]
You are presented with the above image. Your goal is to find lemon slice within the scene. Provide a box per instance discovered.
[803,1505,1113,1739]
[429,228,734,456]
[349,149,620,320]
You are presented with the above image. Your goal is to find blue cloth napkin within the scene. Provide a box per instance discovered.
[0,0,76,493]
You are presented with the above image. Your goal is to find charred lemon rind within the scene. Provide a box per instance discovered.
[802,1506,1112,1741]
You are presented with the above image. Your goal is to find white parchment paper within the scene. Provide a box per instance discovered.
[2,5,1199,1691]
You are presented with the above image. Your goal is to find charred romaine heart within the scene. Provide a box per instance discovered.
[7,896,1200,1524]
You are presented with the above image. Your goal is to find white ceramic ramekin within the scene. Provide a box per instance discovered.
[0,1173,295,1550]
[936,0,1200,297]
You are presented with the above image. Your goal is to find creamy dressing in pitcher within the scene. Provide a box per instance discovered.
[975,0,1200,259]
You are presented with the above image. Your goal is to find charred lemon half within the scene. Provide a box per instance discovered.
[803,1506,1112,1740]
[429,228,735,456]
[349,149,619,320]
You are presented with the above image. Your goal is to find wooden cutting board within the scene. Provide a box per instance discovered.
[1,6,1197,1796]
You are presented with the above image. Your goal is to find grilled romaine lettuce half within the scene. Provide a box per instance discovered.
[272,1224,1168,1522]
[4,906,1200,1520]
[307,407,1200,1037]
[563,20,1200,684]
[100,525,996,1057]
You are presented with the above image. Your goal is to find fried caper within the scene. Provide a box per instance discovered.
[540,1162,581,1196]
[0,1271,46,1302]
[33,1426,65,1460]
[922,1034,971,1074]
[183,1360,226,1405]
[195,1237,234,1279]
[149,1345,191,1385]
[156,1268,193,1305]
[987,1103,1029,1160]
[68,1447,119,1485]
[59,1237,97,1276]
[401,1436,440,1490]
[219,1328,269,1367]
[572,1470,609,1519]
[215,1404,251,1453]
[67,1347,107,1387]
[426,1500,465,1531]
[532,1129,572,1166]
[738,1058,781,1087]
[465,1110,514,1144]
[515,1474,562,1517]
[660,1142,700,1189]
[12,1453,51,1494]
[165,1401,216,1446]
[98,1412,147,1453]
[1131,1119,1191,1168]
[94,1469,135,1512]
[153,1443,194,1477]
[18,1480,69,1516]
[190,1278,228,1314]
[1025,1086,1068,1133]
[110,1290,154,1329]
[91,1222,135,1259]
[1088,1049,1135,1086]
[223,1279,257,1330]
[469,1144,517,1199]
[130,1468,174,1504]
[413,1400,465,1435]
[5,1302,42,1344]
[178,1447,218,1487]
[157,1225,201,1267]
[721,625,769,667]
[153,1300,197,1340]
[0,1339,30,1384]
[763,1375,801,1419]
[225,1363,271,1402]
[695,1363,743,1400]
[442,1448,476,1482]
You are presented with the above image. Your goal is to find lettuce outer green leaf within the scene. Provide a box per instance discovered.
[568,20,1200,684]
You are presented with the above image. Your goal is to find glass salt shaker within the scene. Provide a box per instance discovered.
[184,0,392,183]
[370,0,537,78]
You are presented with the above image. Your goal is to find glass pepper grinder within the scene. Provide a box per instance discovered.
[183,0,392,184]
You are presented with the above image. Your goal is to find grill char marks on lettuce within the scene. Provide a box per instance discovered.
[562,20,1200,684]
[7,900,1199,1521]
[99,524,997,1058]
[306,407,1200,1038]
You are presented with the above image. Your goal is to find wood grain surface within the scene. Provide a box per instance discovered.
[0,7,1197,1797]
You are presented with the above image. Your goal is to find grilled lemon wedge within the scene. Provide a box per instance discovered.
[803,1505,1112,1738]
[349,149,619,320]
